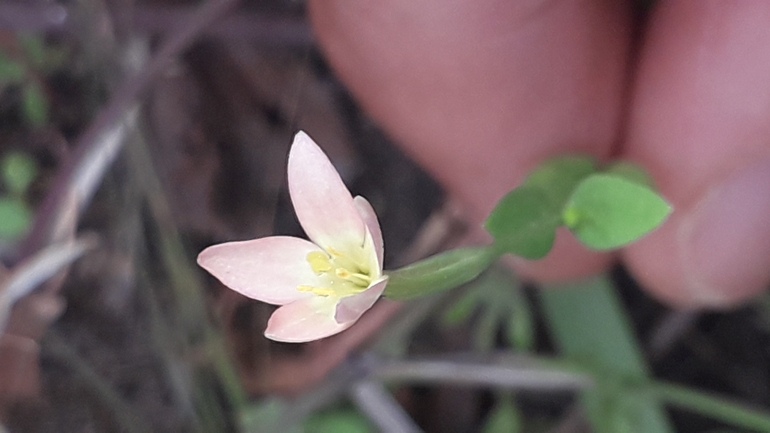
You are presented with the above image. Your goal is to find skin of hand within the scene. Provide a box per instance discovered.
[307,0,770,308]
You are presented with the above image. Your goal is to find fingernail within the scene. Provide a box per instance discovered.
[680,161,770,307]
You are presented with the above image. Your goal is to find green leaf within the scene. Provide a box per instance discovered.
[1,152,37,195]
[484,185,558,259]
[304,409,373,433]
[485,155,596,259]
[0,197,31,239]
[539,276,674,433]
[22,81,48,127]
[563,174,671,250]
[482,395,521,433]
[383,246,498,300]
[523,154,597,206]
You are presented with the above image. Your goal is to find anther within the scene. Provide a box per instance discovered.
[307,251,332,273]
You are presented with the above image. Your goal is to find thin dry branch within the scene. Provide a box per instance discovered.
[20,0,240,259]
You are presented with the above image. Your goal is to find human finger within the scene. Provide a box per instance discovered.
[308,0,631,280]
[623,0,770,307]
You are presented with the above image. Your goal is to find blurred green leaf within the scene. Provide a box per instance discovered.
[0,53,25,82]
[239,399,302,433]
[563,174,671,250]
[482,395,521,433]
[2,151,37,195]
[484,185,558,259]
[18,34,47,69]
[22,80,48,127]
[474,307,500,352]
[0,197,31,239]
[304,409,373,433]
[505,285,534,351]
[18,34,66,72]
[540,276,674,433]
[440,266,533,352]
[647,380,770,432]
[441,288,483,326]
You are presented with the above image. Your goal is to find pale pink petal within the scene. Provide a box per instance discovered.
[197,236,322,305]
[265,296,351,342]
[354,196,384,269]
[335,277,388,323]
[288,131,366,253]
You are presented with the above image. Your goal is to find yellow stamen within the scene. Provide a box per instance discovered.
[297,284,336,297]
[325,247,370,275]
[307,251,332,273]
[335,268,371,286]
[311,287,336,296]
[300,245,375,298]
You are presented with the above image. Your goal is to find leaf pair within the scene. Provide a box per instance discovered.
[384,156,671,300]
[485,156,671,257]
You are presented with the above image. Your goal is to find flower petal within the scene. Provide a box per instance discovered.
[354,196,384,269]
[288,131,366,254]
[265,296,351,342]
[197,236,322,305]
[335,277,388,324]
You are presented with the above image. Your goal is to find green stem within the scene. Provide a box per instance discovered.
[647,380,770,432]
[383,245,500,300]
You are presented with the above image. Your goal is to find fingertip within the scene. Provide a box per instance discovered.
[681,162,770,306]
[625,161,770,308]
[309,0,630,222]
[622,212,696,307]
[623,0,770,307]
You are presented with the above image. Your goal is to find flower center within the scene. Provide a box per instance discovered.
[298,248,373,297]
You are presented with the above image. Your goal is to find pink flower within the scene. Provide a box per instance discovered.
[198,131,387,343]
